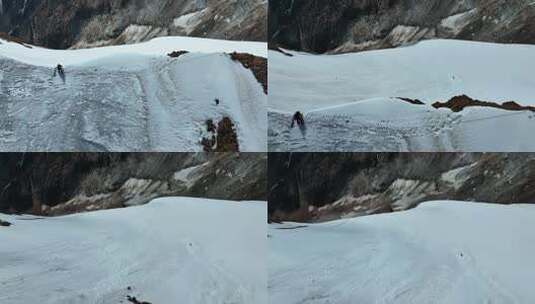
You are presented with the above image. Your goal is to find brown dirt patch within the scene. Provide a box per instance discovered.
[0,32,32,48]
[201,117,240,152]
[229,52,267,94]
[432,95,535,112]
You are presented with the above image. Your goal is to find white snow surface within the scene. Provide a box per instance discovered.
[0,36,266,67]
[0,37,267,151]
[269,201,535,303]
[0,197,267,304]
[268,40,535,151]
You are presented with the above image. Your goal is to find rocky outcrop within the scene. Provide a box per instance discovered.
[229,52,267,94]
[269,0,535,54]
[201,117,240,152]
[0,0,266,49]
[432,95,535,112]
[0,153,266,215]
[269,153,535,222]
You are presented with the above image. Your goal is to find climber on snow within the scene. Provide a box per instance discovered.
[53,64,66,82]
[53,64,64,77]
[291,111,305,128]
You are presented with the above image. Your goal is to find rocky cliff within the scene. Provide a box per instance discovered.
[269,0,535,53]
[268,153,535,222]
[0,0,266,49]
[0,152,267,215]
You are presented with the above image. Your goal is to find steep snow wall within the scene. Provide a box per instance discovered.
[0,37,267,152]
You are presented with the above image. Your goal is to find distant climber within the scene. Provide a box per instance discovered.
[53,64,64,77]
[291,111,305,128]
[53,64,66,83]
[215,98,220,106]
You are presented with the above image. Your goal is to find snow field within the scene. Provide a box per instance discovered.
[0,37,267,151]
[269,201,535,304]
[268,40,535,151]
[0,197,267,304]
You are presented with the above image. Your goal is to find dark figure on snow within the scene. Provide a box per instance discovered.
[53,64,66,82]
[215,98,220,105]
[291,111,305,128]
[54,64,64,77]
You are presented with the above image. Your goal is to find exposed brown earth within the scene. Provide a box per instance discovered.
[229,52,267,94]
[215,117,240,152]
[432,95,535,112]
[0,32,31,48]
[201,117,240,152]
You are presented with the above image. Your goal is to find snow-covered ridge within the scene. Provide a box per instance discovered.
[0,36,267,152]
[0,36,267,67]
[270,201,535,303]
[269,39,535,112]
[269,39,535,152]
[0,197,267,304]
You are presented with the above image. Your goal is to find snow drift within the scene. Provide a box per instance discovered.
[0,36,267,151]
[269,201,535,303]
[0,197,267,304]
[268,40,535,152]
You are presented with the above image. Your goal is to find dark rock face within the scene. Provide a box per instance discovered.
[229,52,267,94]
[432,95,535,112]
[0,153,267,215]
[0,0,267,49]
[269,153,535,222]
[269,0,535,54]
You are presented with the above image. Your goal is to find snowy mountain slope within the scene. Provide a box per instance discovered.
[268,40,535,151]
[269,201,535,304]
[0,197,267,304]
[0,37,267,152]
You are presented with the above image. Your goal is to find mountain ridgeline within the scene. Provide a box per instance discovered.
[269,0,535,53]
[0,153,267,215]
[0,0,266,49]
[268,153,535,222]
